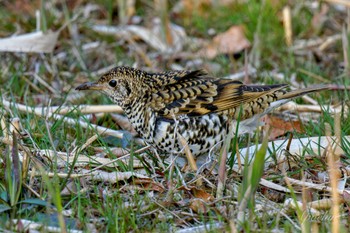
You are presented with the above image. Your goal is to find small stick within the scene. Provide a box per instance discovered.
[89,145,151,172]
[1,100,143,145]
[71,134,99,155]
[324,0,350,7]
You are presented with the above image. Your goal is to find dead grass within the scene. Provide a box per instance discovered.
[0,0,349,232]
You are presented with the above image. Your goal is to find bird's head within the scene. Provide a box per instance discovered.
[75,66,147,106]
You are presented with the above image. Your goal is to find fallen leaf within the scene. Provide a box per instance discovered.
[91,21,187,54]
[133,178,165,192]
[173,0,211,18]
[151,18,187,53]
[178,186,214,201]
[81,170,165,192]
[120,183,164,193]
[262,115,304,140]
[0,31,60,53]
[198,25,250,59]
[260,186,285,202]
[173,0,236,18]
[4,0,40,16]
[191,187,214,202]
[189,198,209,214]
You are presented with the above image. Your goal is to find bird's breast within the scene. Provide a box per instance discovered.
[148,113,229,156]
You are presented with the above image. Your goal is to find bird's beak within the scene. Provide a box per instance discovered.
[75,82,104,91]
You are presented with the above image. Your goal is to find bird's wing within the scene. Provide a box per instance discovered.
[149,71,288,119]
[148,70,210,87]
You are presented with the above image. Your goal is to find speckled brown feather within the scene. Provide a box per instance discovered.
[148,70,290,120]
[76,66,327,157]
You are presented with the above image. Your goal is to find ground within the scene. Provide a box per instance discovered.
[0,0,349,232]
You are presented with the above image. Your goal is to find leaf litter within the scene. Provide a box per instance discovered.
[0,0,349,232]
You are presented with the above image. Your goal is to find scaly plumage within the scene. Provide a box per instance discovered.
[76,66,326,157]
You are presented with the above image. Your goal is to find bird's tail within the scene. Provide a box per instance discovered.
[278,86,328,100]
[266,85,328,114]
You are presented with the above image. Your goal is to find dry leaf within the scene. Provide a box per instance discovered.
[173,0,211,18]
[4,0,40,16]
[189,198,209,214]
[0,31,59,53]
[260,186,285,202]
[191,187,214,202]
[198,25,250,59]
[151,18,187,53]
[81,169,165,192]
[133,178,165,192]
[91,21,187,54]
[262,115,304,140]
[173,0,235,18]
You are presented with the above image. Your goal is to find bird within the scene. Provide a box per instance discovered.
[76,66,326,158]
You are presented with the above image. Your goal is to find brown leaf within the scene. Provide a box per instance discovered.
[4,0,40,16]
[198,25,250,59]
[189,198,209,214]
[262,115,304,140]
[133,178,165,193]
[191,187,214,202]
[182,0,210,12]
[173,0,236,18]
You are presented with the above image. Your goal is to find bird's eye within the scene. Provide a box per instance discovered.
[109,80,117,87]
